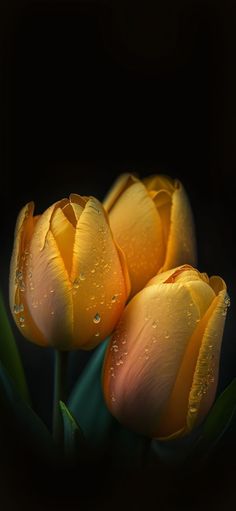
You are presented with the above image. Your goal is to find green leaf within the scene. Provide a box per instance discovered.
[198,378,236,451]
[0,291,30,403]
[0,360,55,461]
[68,339,113,448]
[59,401,84,460]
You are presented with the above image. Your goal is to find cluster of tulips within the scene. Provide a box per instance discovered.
[10,173,229,442]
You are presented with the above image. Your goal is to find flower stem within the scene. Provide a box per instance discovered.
[53,350,68,445]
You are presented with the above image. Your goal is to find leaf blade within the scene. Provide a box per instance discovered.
[0,360,55,461]
[60,401,84,459]
[0,291,30,403]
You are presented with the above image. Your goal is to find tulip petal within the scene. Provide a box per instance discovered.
[115,243,131,300]
[71,197,128,349]
[156,279,227,439]
[146,264,195,288]
[69,194,88,223]
[103,282,200,436]
[151,190,172,247]
[51,207,75,274]
[103,173,137,212]
[161,181,197,272]
[143,175,175,194]
[9,203,47,346]
[106,181,165,296]
[187,279,228,431]
[26,206,73,349]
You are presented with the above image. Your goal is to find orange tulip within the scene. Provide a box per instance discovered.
[9,195,130,350]
[103,265,229,439]
[104,174,197,296]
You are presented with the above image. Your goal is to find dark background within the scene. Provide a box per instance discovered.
[0,0,236,509]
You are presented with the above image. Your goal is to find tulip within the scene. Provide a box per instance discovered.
[102,265,229,439]
[9,195,130,350]
[104,174,197,296]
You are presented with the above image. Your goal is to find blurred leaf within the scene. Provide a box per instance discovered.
[0,291,30,403]
[69,340,152,467]
[198,378,236,452]
[0,360,55,461]
[60,401,84,460]
[68,339,113,448]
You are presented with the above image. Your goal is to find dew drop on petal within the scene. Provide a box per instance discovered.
[73,278,80,289]
[14,304,24,314]
[189,404,198,414]
[93,313,101,324]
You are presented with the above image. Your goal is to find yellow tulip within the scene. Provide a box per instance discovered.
[104,174,197,296]
[9,195,130,350]
[102,265,229,439]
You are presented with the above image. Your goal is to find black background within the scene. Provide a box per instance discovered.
[0,0,236,509]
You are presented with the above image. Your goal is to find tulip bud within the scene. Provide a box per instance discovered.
[104,174,197,296]
[9,196,130,350]
[102,265,229,439]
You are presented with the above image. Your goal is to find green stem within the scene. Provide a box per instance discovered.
[53,350,68,445]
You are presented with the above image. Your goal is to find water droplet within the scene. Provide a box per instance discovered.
[111,344,119,353]
[90,296,95,301]
[95,332,100,337]
[91,268,95,274]
[165,333,170,340]
[111,395,116,403]
[111,294,118,303]
[79,272,86,281]
[93,312,101,324]
[51,311,55,315]
[73,278,80,289]
[189,404,198,414]
[50,288,55,293]
[14,304,24,314]
[152,320,158,329]
[16,270,23,281]
[116,358,124,366]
